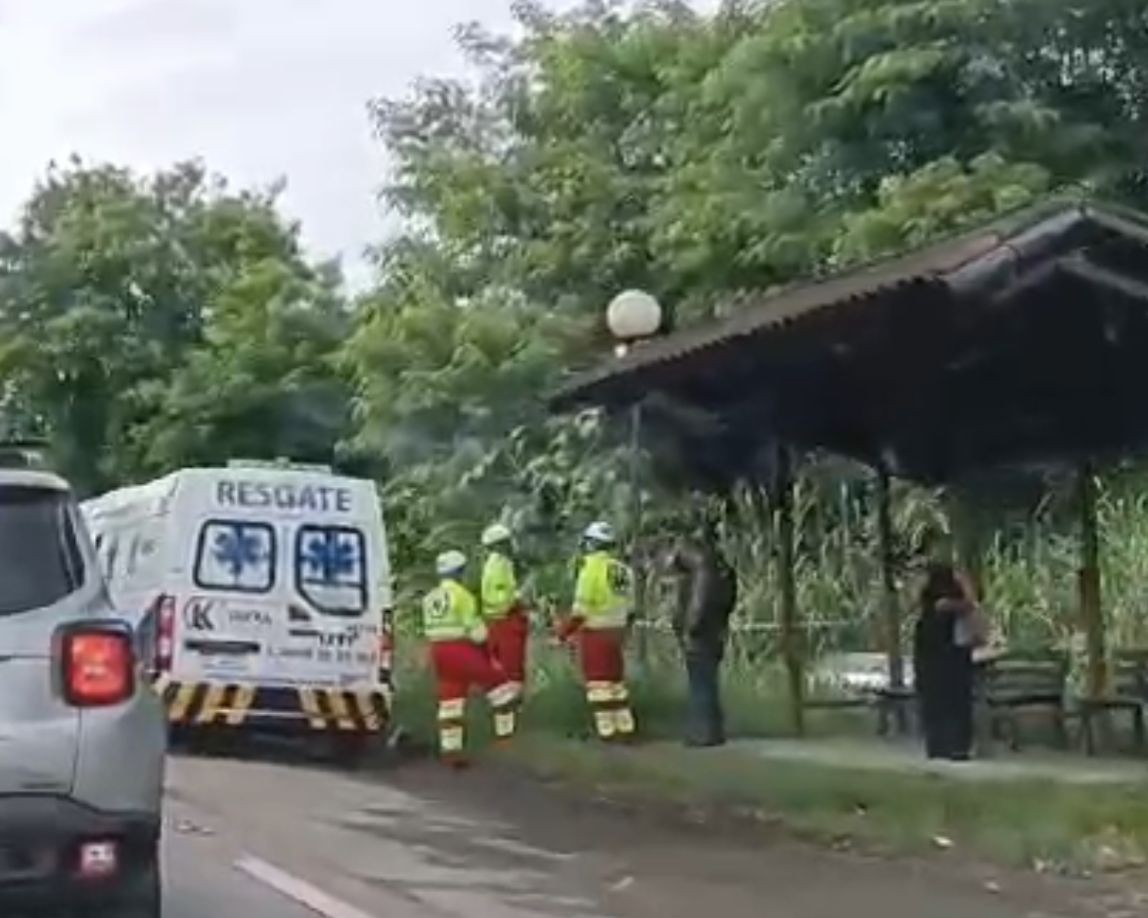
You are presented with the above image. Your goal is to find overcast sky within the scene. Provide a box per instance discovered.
[0,0,550,287]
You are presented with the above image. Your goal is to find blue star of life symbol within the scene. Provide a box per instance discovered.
[302,530,360,586]
[212,524,268,581]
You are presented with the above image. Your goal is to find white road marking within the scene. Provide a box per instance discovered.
[235,855,379,918]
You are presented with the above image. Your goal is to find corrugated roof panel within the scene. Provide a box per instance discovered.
[551,199,1148,411]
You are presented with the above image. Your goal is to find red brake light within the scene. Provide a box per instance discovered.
[63,631,135,707]
[155,594,176,674]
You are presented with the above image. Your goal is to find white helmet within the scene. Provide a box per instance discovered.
[582,521,616,547]
[481,523,513,548]
[435,550,467,577]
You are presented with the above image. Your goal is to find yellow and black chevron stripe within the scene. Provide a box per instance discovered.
[297,686,388,732]
[153,675,390,732]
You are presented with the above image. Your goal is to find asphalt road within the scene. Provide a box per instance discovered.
[165,822,318,918]
[157,750,1144,918]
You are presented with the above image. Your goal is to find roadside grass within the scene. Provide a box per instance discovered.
[393,640,1148,874]
[494,735,1148,873]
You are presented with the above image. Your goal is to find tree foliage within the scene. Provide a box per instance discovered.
[0,159,346,494]
[3,0,1147,606]
[351,0,1147,596]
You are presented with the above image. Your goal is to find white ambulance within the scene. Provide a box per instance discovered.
[81,460,395,756]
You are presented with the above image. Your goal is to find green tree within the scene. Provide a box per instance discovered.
[0,159,344,492]
[354,0,1148,602]
[371,0,1145,327]
[133,258,350,473]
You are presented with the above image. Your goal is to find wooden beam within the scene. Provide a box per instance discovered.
[1060,254,1148,305]
[773,449,805,736]
[629,403,648,667]
[947,487,985,600]
[1078,462,1106,700]
[876,466,905,691]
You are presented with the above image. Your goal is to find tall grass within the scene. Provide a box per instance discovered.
[394,470,1148,740]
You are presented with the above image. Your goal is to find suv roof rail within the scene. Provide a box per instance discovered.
[226,457,333,473]
[0,440,50,470]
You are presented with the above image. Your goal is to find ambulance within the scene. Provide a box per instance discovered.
[81,460,395,758]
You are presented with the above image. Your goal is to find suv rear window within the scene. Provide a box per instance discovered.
[0,486,85,616]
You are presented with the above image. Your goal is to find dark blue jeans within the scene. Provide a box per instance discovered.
[684,643,725,746]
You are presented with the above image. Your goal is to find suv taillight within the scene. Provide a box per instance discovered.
[155,594,176,674]
[62,629,135,707]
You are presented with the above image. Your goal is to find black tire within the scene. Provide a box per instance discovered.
[330,733,374,770]
[100,847,162,918]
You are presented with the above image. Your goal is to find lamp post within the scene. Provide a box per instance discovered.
[606,290,664,664]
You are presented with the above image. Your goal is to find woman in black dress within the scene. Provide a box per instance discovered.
[914,563,987,760]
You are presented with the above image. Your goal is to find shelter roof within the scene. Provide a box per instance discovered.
[551,200,1148,483]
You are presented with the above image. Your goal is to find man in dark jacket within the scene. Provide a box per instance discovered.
[667,525,737,747]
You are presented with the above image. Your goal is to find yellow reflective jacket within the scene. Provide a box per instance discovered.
[481,551,519,620]
[573,550,633,629]
[423,579,487,644]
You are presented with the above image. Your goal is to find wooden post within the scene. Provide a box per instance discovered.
[1078,462,1106,700]
[774,448,805,736]
[629,402,648,666]
[948,487,984,600]
[876,466,905,691]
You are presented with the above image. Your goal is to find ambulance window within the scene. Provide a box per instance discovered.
[295,525,367,617]
[194,520,276,594]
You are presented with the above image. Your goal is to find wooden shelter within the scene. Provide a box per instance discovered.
[551,199,1148,731]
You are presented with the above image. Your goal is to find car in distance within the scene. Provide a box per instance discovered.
[0,448,166,916]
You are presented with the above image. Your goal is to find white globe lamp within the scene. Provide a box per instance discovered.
[606,290,663,345]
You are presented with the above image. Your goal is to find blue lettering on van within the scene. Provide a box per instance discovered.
[216,481,352,513]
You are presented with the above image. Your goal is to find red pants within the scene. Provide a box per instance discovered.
[578,628,625,683]
[576,628,634,741]
[430,640,506,699]
[430,641,519,761]
[488,608,529,686]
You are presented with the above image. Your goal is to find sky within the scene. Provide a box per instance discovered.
[0,0,544,288]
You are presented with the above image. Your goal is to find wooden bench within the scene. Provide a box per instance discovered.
[981,652,1069,750]
[874,685,916,736]
[802,683,875,717]
[1078,651,1148,755]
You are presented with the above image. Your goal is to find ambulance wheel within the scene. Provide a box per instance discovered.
[330,733,373,769]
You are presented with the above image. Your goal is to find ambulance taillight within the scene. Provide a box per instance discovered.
[378,608,395,679]
[155,594,176,674]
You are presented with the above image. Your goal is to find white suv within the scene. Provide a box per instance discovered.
[0,457,166,916]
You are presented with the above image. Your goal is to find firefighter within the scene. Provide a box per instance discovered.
[556,522,636,741]
[480,523,529,694]
[422,550,520,765]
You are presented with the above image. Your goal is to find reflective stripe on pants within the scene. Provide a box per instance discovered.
[431,639,519,756]
[579,629,634,741]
